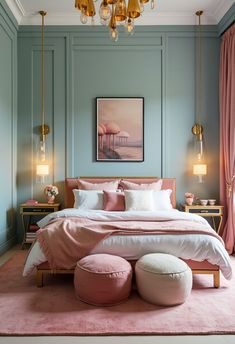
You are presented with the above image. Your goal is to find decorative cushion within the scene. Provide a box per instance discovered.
[120,179,162,190]
[74,254,133,306]
[124,190,154,211]
[78,179,119,190]
[103,191,125,211]
[135,253,192,306]
[153,189,173,210]
[73,190,103,210]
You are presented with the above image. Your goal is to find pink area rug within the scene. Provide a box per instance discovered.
[0,251,235,336]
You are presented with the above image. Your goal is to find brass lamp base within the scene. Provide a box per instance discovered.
[39,124,50,140]
[192,123,203,141]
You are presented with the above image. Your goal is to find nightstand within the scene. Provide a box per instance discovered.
[182,205,223,234]
[20,203,60,248]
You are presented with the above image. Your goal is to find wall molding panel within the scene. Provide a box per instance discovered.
[0,0,18,30]
[17,36,67,222]
[17,26,220,218]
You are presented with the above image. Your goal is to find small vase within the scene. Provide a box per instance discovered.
[47,195,55,204]
[185,197,194,206]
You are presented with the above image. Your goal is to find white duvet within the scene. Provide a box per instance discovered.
[23,209,232,279]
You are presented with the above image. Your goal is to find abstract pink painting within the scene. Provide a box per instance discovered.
[96,98,144,161]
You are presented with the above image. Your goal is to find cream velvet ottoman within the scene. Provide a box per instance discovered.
[135,253,192,306]
[74,254,133,306]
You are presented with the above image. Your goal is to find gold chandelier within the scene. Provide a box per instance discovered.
[75,0,156,41]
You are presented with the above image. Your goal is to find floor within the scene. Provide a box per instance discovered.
[0,246,234,344]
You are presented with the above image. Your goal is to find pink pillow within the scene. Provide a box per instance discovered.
[103,191,125,211]
[120,179,162,190]
[78,179,119,190]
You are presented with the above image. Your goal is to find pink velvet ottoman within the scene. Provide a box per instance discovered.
[74,254,133,306]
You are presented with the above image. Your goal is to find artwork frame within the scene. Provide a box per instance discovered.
[96,97,144,162]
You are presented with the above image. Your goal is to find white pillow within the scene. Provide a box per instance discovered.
[73,190,103,210]
[124,190,154,211]
[153,189,173,210]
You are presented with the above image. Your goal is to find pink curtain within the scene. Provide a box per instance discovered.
[220,23,235,254]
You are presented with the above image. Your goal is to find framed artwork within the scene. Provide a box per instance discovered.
[96,97,144,162]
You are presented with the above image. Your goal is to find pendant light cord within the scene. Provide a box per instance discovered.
[196,11,203,126]
[39,11,46,135]
[42,13,44,129]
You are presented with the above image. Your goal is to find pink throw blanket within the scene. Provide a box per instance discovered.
[36,216,223,270]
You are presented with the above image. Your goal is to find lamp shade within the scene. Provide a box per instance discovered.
[36,164,49,176]
[193,163,207,176]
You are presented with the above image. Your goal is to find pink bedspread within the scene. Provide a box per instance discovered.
[36,216,223,270]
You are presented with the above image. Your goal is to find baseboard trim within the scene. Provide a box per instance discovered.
[0,235,18,256]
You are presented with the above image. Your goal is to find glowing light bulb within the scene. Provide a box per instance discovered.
[110,28,118,42]
[125,18,135,35]
[151,0,155,10]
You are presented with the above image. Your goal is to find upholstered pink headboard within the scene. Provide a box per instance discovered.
[65,177,176,209]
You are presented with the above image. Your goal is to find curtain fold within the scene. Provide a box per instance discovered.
[220,23,235,254]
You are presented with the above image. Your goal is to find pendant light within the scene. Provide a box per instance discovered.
[192,10,207,183]
[36,11,50,184]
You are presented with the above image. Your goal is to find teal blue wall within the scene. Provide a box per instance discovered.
[0,0,18,253]
[17,25,220,228]
[0,0,232,251]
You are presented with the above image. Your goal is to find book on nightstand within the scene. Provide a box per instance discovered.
[28,224,40,232]
[26,224,40,242]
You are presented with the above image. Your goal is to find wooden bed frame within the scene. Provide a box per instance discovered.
[36,176,220,288]
[36,261,220,288]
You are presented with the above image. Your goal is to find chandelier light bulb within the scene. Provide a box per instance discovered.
[139,1,144,13]
[151,0,155,10]
[80,10,88,24]
[110,28,119,41]
[99,1,112,21]
[125,18,135,35]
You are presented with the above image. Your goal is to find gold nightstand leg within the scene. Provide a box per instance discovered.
[212,217,216,231]
[217,216,223,235]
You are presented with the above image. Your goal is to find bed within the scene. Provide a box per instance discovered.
[23,177,232,288]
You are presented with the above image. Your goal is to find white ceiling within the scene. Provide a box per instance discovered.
[5,0,235,26]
